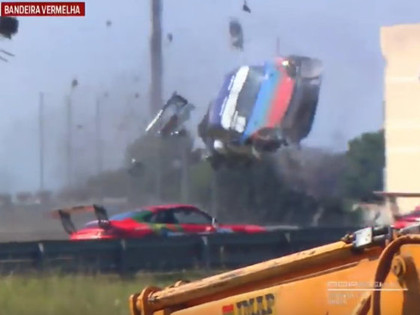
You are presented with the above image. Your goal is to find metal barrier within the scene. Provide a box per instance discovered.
[0,227,359,275]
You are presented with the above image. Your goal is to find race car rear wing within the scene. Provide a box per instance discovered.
[49,204,110,235]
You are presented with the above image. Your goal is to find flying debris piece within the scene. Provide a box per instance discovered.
[199,55,323,170]
[0,17,18,62]
[76,124,83,130]
[145,92,195,137]
[0,49,14,62]
[242,0,251,13]
[229,18,244,50]
[106,20,112,27]
[167,33,173,42]
[0,17,19,39]
[71,78,78,89]
[0,49,14,57]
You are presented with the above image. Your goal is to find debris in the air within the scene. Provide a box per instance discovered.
[128,158,144,177]
[198,56,323,170]
[167,33,173,42]
[242,0,251,13]
[76,124,83,130]
[134,93,140,99]
[145,92,195,137]
[71,79,78,89]
[106,20,112,27]
[229,18,244,50]
[0,17,19,39]
[0,49,14,57]
[0,17,18,62]
[0,49,14,62]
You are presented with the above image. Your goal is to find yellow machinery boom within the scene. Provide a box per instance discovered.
[129,224,420,315]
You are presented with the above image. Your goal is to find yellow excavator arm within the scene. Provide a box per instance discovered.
[129,224,420,315]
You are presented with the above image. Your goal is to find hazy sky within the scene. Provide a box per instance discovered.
[0,0,419,193]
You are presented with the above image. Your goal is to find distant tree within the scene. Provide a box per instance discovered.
[340,130,385,201]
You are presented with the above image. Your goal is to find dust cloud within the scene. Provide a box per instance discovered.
[1,0,415,238]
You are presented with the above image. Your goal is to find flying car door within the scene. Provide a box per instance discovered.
[146,93,194,137]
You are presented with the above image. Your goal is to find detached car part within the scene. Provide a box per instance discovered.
[198,55,323,169]
[146,92,195,137]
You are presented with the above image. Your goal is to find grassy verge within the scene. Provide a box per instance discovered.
[0,270,222,315]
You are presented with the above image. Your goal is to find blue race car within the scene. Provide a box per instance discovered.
[198,55,323,169]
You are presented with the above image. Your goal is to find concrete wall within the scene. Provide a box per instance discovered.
[381,23,420,212]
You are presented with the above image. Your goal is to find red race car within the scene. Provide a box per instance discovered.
[50,204,267,240]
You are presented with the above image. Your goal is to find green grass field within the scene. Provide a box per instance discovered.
[0,271,218,315]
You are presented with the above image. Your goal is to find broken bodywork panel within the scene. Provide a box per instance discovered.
[0,17,18,39]
[146,92,195,137]
[229,18,244,50]
[127,92,194,175]
[0,17,18,62]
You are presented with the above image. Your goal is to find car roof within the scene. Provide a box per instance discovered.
[142,204,200,213]
[83,204,205,227]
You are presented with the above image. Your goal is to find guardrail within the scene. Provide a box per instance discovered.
[0,227,359,275]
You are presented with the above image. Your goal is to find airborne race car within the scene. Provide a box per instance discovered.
[50,204,267,240]
[198,55,323,169]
